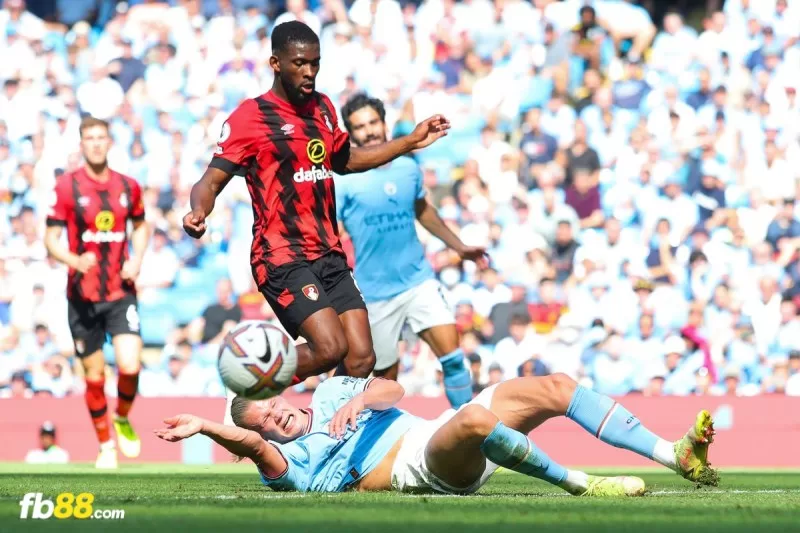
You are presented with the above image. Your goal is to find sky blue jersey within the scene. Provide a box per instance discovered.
[335,157,435,302]
[260,377,421,492]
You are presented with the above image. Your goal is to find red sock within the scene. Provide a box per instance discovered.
[85,378,110,444]
[116,371,139,418]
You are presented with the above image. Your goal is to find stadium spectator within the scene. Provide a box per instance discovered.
[1,370,33,398]
[24,421,70,465]
[140,342,221,397]
[486,279,530,344]
[187,278,242,345]
[1,0,798,399]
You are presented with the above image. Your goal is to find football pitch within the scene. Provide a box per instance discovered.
[1,464,799,532]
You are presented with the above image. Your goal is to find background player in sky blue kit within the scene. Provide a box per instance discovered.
[334,93,488,408]
[156,373,719,495]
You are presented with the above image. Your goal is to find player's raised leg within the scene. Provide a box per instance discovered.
[316,253,376,378]
[424,403,644,496]
[488,374,718,486]
[337,309,376,377]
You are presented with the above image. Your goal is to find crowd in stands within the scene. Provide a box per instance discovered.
[1,0,800,399]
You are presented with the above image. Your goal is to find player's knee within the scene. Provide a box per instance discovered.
[458,404,498,439]
[315,331,349,370]
[543,373,577,411]
[347,343,376,378]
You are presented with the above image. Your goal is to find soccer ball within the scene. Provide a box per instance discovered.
[218,321,298,399]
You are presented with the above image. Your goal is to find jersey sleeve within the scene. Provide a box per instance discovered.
[45,177,71,227]
[209,99,260,176]
[311,376,376,422]
[128,178,145,221]
[321,95,351,174]
[259,442,310,492]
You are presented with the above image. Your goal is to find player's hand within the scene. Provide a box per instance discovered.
[408,115,451,150]
[458,246,490,269]
[121,258,141,282]
[154,414,203,442]
[329,393,366,439]
[74,252,97,274]
[182,209,207,239]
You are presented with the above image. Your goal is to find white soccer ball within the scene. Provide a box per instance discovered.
[217,321,298,399]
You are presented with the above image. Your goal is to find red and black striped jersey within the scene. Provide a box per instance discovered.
[46,168,145,303]
[209,90,350,285]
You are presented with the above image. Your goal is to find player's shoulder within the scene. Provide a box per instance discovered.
[315,91,336,110]
[112,169,140,188]
[313,376,371,397]
[53,169,80,192]
[227,97,263,123]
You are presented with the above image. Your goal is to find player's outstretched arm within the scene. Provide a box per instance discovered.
[329,378,405,438]
[414,198,489,268]
[183,167,234,239]
[154,414,288,478]
[342,115,450,174]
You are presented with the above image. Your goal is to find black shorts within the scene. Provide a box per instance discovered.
[256,252,366,339]
[68,293,141,358]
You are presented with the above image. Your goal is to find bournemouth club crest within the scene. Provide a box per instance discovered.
[302,284,319,301]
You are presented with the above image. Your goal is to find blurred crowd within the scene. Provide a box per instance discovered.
[1,0,800,400]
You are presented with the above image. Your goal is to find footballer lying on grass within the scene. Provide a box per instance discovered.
[155,374,718,495]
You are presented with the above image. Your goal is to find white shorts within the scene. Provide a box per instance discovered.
[391,384,500,494]
[367,278,455,371]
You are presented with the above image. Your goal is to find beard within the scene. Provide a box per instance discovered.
[281,75,312,105]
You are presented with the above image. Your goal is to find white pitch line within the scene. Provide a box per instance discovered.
[647,489,800,496]
[9,488,791,503]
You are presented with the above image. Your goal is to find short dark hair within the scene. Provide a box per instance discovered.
[341,92,386,134]
[271,21,319,55]
[510,314,531,327]
[79,116,110,138]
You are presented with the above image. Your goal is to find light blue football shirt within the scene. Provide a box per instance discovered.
[335,157,435,302]
[260,377,421,492]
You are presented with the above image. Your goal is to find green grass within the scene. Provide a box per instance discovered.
[1,464,799,532]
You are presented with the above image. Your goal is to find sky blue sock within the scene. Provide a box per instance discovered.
[565,385,658,460]
[439,349,472,409]
[480,422,567,486]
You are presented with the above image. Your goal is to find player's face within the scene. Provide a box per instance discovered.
[247,396,306,444]
[346,106,387,147]
[272,42,321,104]
[80,125,112,166]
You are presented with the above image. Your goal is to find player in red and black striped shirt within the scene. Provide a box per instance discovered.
[44,117,150,469]
[183,21,450,382]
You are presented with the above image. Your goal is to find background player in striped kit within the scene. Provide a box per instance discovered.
[44,116,150,469]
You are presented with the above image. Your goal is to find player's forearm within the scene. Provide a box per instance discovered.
[416,201,465,254]
[200,420,267,461]
[345,137,414,173]
[190,178,218,217]
[361,378,405,410]
[129,221,150,266]
[44,229,79,269]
